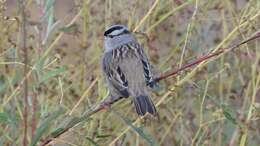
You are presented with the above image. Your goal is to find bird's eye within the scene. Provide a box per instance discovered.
[107,35,114,38]
[122,29,129,34]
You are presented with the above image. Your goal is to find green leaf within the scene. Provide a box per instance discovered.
[111,109,159,146]
[31,107,65,146]
[0,138,3,146]
[85,136,99,146]
[49,116,91,138]
[35,56,47,79]
[44,0,55,14]
[59,23,78,33]
[222,107,237,125]
[0,112,8,123]
[96,134,112,139]
[0,111,18,127]
[39,67,65,83]
[0,76,6,93]
[50,127,64,137]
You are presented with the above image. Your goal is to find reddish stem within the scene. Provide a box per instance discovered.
[155,32,260,82]
[19,1,28,146]
[155,50,224,82]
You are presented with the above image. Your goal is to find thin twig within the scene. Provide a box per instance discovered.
[179,0,199,68]
[133,0,160,32]
[19,0,28,146]
[68,78,98,115]
[39,31,260,146]
[31,92,37,141]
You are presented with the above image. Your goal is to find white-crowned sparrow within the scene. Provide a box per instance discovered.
[102,24,158,116]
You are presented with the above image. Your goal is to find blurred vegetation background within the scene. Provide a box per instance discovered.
[0,0,259,145]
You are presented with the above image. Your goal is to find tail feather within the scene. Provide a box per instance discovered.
[133,95,156,116]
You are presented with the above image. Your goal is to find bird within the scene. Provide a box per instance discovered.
[102,24,158,116]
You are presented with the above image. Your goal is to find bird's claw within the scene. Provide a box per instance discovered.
[99,101,111,110]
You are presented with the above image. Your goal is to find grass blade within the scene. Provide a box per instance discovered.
[111,109,159,146]
[31,107,65,146]
[39,67,65,83]
[85,136,99,146]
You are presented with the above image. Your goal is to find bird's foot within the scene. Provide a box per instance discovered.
[99,101,111,110]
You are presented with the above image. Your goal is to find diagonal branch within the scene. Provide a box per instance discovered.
[155,32,260,82]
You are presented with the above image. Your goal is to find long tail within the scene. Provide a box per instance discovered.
[133,95,157,116]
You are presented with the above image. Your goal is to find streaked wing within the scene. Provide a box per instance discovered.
[102,51,129,97]
[128,42,158,89]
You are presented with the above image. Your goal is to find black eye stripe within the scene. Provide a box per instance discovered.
[104,26,130,37]
[104,26,123,36]
[107,30,130,38]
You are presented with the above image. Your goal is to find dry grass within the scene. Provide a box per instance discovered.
[0,0,259,146]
